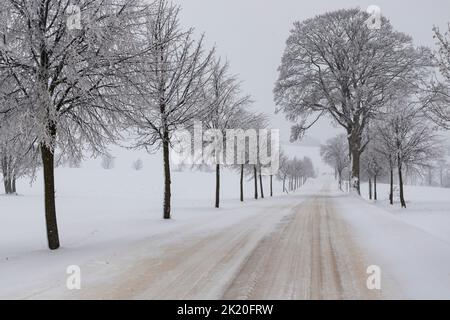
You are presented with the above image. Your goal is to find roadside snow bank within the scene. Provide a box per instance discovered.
[336,193,450,299]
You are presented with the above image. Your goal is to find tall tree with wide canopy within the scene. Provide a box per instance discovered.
[0,0,148,249]
[274,8,430,193]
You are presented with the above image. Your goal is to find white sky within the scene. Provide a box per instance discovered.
[173,0,450,143]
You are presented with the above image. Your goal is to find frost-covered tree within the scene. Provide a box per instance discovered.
[248,114,269,200]
[274,8,430,194]
[126,0,213,219]
[376,102,439,208]
[101,153,115,170]
[361,141,385,201]
[132,158,143,171]
[0,128,37,194]
[320,134,349,190]
[436,158,449,187]
[234,111,267,202]
[425,25,450,129]
[290,157,303,190]
[277,151,290,193]
[0,78,38,194]
[0,0,148,249]
[302,156,315,181]
[278,155,314,193]
[202,58,252,208]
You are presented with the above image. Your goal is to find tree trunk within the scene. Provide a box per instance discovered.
[254,165,258,199]
[398,161,406,208]
[270,175,273,197]
[259,172,264,199]
[369,177,372,200]
[3,178,11,194]
[240,164,244,202]
[374,175,377,201]
[348,131,361,194]
[2,156,12,194]
[215,164,220,208]
[12,177,16,194]
[389,167,394,205]
[282,176,286,193]
[40,141,60,250]
[350,147,361,194]
[162,133,171,219]
[338,171,342,191]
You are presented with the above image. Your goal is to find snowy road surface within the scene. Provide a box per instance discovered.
[4,176,450,299]
[80,183,385,299]
[223,193,384,299]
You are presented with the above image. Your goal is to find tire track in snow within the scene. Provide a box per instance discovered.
[222,191,387,299]
[74,202,295,299]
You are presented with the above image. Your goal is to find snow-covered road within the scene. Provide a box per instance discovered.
[223,190,386,299]
[38,179,395,299]
[4,176,450,299]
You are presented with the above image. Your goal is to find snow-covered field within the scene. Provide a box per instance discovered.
[0,144,324,299]
[361,182,450,245]
[348,182,450,299]
[3,142,450,300]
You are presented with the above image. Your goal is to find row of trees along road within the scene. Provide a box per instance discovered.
[277,152,315,194]
[278,8,450,207]
[0,0,309,250]
[274,9,432,194]
[321,104,442,208]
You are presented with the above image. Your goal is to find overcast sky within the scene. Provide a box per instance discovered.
[173,0,450,144]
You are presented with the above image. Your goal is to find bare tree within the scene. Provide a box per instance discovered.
[229,110,265,202]
[361,141,385,201]
[424,25,450,129]
[376,102,439,208]
[373,126,396,205]
[132,158,143,171]
[0,0,148,249]
[0,128,38,194]
[369,153,384,201]
[277,155,314,193]
[239,113,269,201]
[302,156,315,181]
[274,8,430,194]
[101,154,115,170]
[253,116,269,200]
[126,0,213,219]
[277,151,290,194]
[202,58,252,208]
[436,158,449,187]
[320,134,349,190]
[0,98,39,194]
